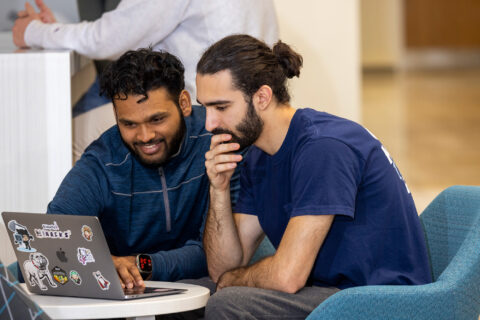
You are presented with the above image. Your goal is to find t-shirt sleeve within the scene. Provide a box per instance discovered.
[290,138,362,218]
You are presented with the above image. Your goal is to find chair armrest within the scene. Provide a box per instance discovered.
[306,282,457,320]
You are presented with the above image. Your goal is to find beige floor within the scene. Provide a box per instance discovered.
[362,68,480,213]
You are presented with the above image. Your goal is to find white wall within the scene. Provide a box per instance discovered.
[275,0,361,122]
[361,0,403,69]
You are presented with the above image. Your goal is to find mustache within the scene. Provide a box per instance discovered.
[133,138,165,146]
[211,128,235,136]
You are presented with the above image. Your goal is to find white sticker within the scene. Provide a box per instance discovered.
[23,252,57,291]
[77,247,95,265]
[7,220,37,252]
[81,225,93,241]
[35,221,71,239]
[93,271,110,290]
[70,270,82,285]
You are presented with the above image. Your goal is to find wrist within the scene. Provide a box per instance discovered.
[136,254,153,280]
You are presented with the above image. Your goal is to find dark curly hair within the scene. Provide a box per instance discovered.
[100,47,185,106]
[197,34,302,104]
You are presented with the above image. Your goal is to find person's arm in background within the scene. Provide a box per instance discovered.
[13,0,190,60]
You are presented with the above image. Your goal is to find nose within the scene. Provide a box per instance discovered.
[205,108,220,132]
[136,124,155,143]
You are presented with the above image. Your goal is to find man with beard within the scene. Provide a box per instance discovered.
[195,35,431,319]
[45,48,239,289]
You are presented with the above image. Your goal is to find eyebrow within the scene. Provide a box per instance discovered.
[118,111,169,124]
[196,99,232,107]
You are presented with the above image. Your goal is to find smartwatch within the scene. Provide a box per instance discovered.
[136,254,153,279]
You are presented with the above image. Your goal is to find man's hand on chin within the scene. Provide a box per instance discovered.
[112,255,145,289]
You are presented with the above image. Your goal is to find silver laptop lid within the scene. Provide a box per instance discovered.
[2,212,128,299]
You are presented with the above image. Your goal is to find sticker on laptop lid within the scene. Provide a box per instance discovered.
[69,270,82,285]
[77,247,95,265]
[52,266,68,285]
[93,271,110,290]
[23,252,57,290]
[34,221,71,239]
[81,225,93,241]
[7,220,37,252]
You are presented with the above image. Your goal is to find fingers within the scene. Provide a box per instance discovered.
[17,10,27,18]
[112,255,144,289]
[128,264,145,287]
[117,264,135,289]
[206,134,241,164]
[205,142,242,174]
[25,2,36,15]
[210,133,233,149]
[35,0,48,11]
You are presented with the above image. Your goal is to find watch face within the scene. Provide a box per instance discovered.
[138,254,152,272]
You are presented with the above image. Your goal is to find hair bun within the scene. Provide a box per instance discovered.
[273,41,303,79]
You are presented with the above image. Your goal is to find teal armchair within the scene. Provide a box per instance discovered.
[307,185,480,320]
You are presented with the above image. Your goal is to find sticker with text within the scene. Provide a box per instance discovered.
[69,270,82,285]
[81,225,93,241]
[35,221,71,239]
[7,220,36,252]
[77,247,95,265]
[93,271,110,290]
[23,252,57,290]
[52,266,68,285]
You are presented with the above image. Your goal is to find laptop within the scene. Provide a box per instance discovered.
[1,211,186,300]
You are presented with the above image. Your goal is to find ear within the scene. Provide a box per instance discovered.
[178,90,192,117]
[253,85,273,111]
[112,101,119,122]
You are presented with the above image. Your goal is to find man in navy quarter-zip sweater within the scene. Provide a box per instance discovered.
[44,48,240,289]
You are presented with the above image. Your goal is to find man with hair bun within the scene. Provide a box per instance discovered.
[196,34,431,318]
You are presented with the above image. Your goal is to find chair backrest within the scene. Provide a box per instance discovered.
[420,185,480,282]
[249,236,276,265]
[0,259,52,320]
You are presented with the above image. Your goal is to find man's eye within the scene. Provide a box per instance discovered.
[216,106,227,111]
[123,122,136,128]
[152,117,165,123]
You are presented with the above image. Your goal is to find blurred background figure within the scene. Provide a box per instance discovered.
[11,0,278,161]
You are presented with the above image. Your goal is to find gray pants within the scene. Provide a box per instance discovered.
[176,277,340,320]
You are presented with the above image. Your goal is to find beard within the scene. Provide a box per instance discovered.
[211,99,264,150]
[125,116,186,168]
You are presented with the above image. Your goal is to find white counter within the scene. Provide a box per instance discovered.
[0,32,94,264]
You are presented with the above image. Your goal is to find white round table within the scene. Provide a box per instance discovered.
[22,281,210,320]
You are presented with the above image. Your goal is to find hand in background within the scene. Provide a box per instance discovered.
[112,255,145,289]
[35,0,56,23]
[13,0,56,48]
[13,3,39,48]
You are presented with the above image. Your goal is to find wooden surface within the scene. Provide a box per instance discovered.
[362,68,480,212]
[405,0,480,48]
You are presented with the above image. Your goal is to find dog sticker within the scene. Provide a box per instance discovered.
[23,252,57,291]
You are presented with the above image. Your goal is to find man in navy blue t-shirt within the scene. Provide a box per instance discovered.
[195,35,432,319]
